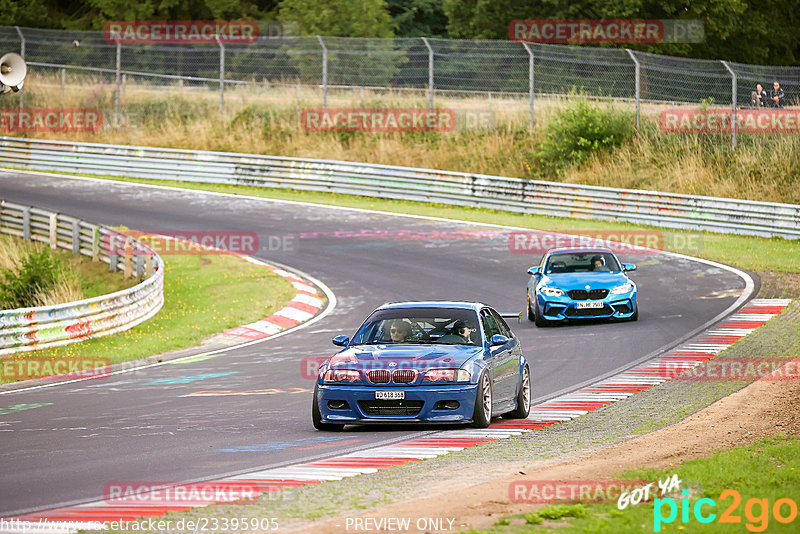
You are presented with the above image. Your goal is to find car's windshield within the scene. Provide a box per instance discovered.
[545,252,621,274]
[350,307,481,346]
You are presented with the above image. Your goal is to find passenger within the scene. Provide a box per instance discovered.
[389,320,412,342]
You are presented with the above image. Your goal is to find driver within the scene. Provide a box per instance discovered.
[438,320,473,344]
[591,255,610,272]
[388,320,412,342]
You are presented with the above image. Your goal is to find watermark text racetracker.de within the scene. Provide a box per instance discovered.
[0,517,279,532]
[0,109,102,133]
[661,109,800,133]
[103,230,295,255]
[507,230,703,254]
[103,20,258,44]
[301,108,495,132]
[0,358,110,381]
[509,19,703,43]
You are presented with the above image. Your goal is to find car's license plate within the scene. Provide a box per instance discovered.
[576,301,604,309]
[375,390,405,400]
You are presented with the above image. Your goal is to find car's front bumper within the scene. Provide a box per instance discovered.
[316,383,479,424]
[536,291,637,321]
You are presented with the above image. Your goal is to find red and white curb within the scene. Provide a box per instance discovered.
[210,258,326,343]
[5,299,791,533]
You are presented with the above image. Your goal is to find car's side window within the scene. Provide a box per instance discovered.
[481,310,501,339]
[489,309,513,338]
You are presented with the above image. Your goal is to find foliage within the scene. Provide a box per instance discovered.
[387,0,448,37]
[278,0,393,37]
[0,248,65,308]
[537,96,634,175]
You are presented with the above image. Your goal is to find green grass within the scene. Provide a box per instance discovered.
[38,172,799,274]
[1,252,297,383]
[480,433,800,533]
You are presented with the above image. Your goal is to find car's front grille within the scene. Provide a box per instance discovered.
[565,305,612,317]
[567,289,608,300]
[358,400,424,416]
[392,369,416,383]
[366,370,390,383]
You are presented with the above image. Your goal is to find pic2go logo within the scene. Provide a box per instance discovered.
[654,489,798,532]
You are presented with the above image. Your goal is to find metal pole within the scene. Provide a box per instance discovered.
[626,49,640,131]
[15,26,24,111]
[217,36,225,112]
[522,42,534,129]
[721,60,737,149]
[421,37,434,110]
[317,35,327,108]
[115,38,121,126]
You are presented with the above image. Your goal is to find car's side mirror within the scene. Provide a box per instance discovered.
[527,266,541,275]
[622,263,637,272]
[489,334,509,346]
[332,335,350,347]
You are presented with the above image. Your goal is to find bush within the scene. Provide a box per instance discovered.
[538,97,634,175]
[0,249,65,309]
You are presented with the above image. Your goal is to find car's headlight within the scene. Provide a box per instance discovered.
[540,286,565,297]
[422,368,471,383]
[611,282,635,294]
[323,369,360,383]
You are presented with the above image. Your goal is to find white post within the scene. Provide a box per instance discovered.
[217,35,225,112]
[626,49,640,131]
[14,26,24,111]
[115,38,121,126]
[522,42,535,129]
[317,35,328,108]
[421,37,434,110]
[721,60,737,149]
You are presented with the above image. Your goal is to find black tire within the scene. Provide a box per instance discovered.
[471,372,493,428]
[312,385,345,431]
[505,365,531,419]
[527,292,536,321]
[533,298,551,327]
[629,304,639,322]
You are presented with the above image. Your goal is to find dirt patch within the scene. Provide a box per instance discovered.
[291,375,800,533]
[757,271,800,299]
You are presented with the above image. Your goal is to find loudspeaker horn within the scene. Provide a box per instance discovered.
[0,52,27,94]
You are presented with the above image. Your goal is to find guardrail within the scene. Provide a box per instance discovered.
[1,136,798,239]
[0,199,164,356]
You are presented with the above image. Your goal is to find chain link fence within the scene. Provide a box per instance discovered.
[2,25,799,146]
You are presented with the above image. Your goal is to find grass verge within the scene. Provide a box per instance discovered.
[1,251,297,384]
[483,433,800,533]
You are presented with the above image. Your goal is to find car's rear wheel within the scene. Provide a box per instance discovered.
[505,365,531,419]
[471,372,492,428]
[312,385,345,431]
[534,298,552,327]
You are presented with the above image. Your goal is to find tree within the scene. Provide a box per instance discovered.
[278,0,393,37]
[387,0,448,38]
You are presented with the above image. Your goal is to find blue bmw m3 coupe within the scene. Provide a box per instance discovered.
[312,302,530,430]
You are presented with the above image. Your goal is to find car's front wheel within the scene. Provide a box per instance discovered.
[629,304,639,322]
[505,365,531,419]
[471,372,492,428]
[527,292,536,321]
[312,385,345,431]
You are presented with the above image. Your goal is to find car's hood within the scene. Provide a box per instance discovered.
[329,344,483,370]
[541,272,630,290]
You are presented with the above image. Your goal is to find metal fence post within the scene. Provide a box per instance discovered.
[317,35,327,108]
[22,206,30,241]
[421,37,434,110]
[721,60,737,149]
[521,42,535,129]
[626,49,640,131]
[115,38,121,126]
[49,213,58,249]
[14,26,24,111]
[217,36,225,112]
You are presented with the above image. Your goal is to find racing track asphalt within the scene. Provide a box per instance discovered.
[0,170,752,516]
